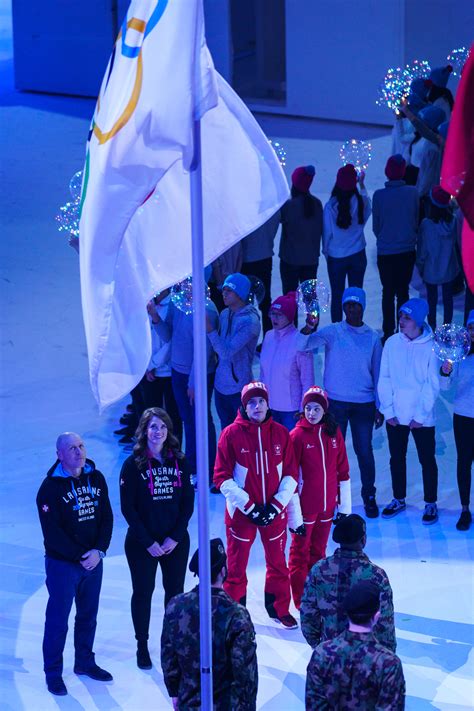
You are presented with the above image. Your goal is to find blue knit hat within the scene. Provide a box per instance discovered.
[466,310,474,327]
[399,298,429,326]
[410,77,432,100]
[342,287,366,312]
[429,65,453,88]
[418,105,446,131]
[221,273,251,302]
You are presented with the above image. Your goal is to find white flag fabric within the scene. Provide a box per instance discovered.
[79,0,289,411]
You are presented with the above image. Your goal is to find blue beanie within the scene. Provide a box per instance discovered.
[222,273,251,302]
[399,298,429,327]
[410,77,431,100]
[342,287,366,312]
[418,105,446,131]
[429,65,453,88]
[467,310,474,327]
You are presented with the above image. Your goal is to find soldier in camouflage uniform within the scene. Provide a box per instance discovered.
[161,538,258,710]
[301,514,396,651]
[306,581,405,709]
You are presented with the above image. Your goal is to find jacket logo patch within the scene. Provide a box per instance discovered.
[331,438,337,448]
[274,444,282,456]
[306,443,315,449]
[42,504,49,512]
[120,478,125,486]
[241,448,249,454]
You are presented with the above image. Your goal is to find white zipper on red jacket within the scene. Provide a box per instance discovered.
[318,427,327,511]
[257,426,267,504]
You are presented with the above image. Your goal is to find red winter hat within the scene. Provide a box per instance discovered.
[241,381,269,408]
[269,292,297,322]
[291,165,315,193]
[302,386,328,412]
[336,164,357,192]
[385,154,406,181]
[430,185,451,208]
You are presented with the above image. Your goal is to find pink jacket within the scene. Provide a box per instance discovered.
[260,324,314,411]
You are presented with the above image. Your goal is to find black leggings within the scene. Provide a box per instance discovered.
[124,531,190,642]
[453,413,474,507]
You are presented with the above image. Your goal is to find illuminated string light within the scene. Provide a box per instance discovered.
[376,60,431,111]
[339,139,372,174]
[268,139,287,167]
[446,47,470,78]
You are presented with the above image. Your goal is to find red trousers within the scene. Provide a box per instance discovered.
[224,509,291,618]
[288,511,333,609]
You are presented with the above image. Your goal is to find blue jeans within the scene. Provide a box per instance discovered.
[272,409,298,430]
[327,249,367,322]
[328,399,376,501]
[43,556,102,680]
[171,369,216,482]
[215,390,242,431]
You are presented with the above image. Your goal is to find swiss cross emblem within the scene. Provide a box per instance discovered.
[42,504,49,512]
[274,444,282,456]
[120,478,125,486]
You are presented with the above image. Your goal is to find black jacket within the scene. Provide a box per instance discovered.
[36,459,113,562]
[120,452,194,549]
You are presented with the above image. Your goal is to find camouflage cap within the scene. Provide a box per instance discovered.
[332,513,366,545]
[189,538,227,577]
[343,581,380,615]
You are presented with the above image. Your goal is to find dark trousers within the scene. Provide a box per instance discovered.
[377,251,416,340]
[42,557,103,680]
[329,399,376,501]
[425,281,454,331]
[140,375,183,445]
[214,390,242,431]
[280,260,318,326]
[125,531,190,642]
[326,249,367,322]
[171,368,216,481]
[386,423,438,503]
[242,257,273,334]
[453,413,474,507]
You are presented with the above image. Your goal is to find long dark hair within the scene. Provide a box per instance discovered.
[330,185,364,228]
[427,201,453,224]
[133,407,183,469]
[291,185,316,218]
[428,85,454,111]
[299,409,339,437]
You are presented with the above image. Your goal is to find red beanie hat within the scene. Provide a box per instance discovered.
[302,386,328,412]
[430,185,451,207]
[269,292,297,323]
[241,381,269,408]
[385,154,406,181]
[336,164,357,192]
[291,165,315,193]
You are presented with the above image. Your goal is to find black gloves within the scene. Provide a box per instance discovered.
[290,524,306,537]
[263,503,279,524]
[333,512,348,524]
[248,503,280,527]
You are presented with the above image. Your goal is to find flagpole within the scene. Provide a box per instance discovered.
[190,116,213,710]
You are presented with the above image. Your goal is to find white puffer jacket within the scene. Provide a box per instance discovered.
[378,326,440,426]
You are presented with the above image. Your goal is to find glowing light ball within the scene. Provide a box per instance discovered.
[339,139,372,174]
[69,171,83,201]
[376,60,430,111]
[246,276,266,306]
[170,277,211,315]
[268,139,287,167]
[447,47,470,78]
[433,323,471,363]
[297,279,331,318]
[55,201,80,236]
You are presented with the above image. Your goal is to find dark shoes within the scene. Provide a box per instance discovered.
[137,643,152,670]
[382,498,406,519]
[274,613,298,630]
[422,503,438,525]
[74,664,113,681]
[364,496,379,518]
[47,677,67,696]
[456,510,472,531]
[209,484,220,494]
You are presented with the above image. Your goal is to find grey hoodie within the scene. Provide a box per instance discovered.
[207,304,261,395]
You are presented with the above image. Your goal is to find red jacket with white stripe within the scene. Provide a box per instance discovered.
[289,418,350,519]
[214,410,298,524]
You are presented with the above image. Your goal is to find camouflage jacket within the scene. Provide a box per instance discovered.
[161,586,258,710]
[300,548,396,652]
[306,630,405,710]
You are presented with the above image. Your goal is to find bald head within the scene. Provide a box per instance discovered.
[56,432,86,476]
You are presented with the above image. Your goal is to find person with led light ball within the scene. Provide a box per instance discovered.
[288,386,351,609]
[378,299,441,525]
[213,381,300,630]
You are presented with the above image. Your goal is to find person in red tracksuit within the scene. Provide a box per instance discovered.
[288,386,352,609]
[214,381,300,629]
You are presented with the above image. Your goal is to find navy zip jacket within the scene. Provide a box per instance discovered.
[119,452,194,549]
[36,459,113,562]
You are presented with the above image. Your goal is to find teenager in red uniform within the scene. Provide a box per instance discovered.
[289,386,351,609]
[213,381,299,629]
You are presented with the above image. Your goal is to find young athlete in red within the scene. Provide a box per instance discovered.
[288,386,351,608]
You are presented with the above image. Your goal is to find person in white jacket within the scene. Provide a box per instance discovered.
[378,298,440,525]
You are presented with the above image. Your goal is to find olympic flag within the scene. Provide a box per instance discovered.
[79,0,289,411]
